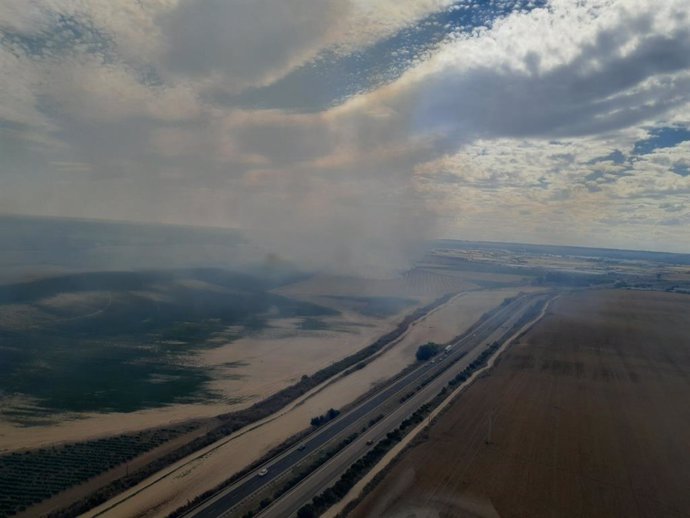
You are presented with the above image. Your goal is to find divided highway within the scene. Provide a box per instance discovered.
[184,292,549,518]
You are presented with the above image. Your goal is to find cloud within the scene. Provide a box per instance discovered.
[379,0,690,145]
[2,0,690,271]
[161,0,452,94]
[160,0,348,92]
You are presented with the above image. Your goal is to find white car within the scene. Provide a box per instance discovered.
[257,468,269,477]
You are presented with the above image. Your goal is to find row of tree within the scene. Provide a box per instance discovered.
[310,408,340,427]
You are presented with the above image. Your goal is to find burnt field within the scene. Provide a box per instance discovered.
[0,268,336,419]
[351,289,690,518]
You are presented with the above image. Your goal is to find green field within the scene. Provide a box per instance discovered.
[0,269,336,418]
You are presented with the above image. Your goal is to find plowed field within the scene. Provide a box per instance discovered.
[351,290,690,518]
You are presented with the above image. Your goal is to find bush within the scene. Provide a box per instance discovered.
[415,342,441,361]
[297,504,316,518]
[310,408,340,427]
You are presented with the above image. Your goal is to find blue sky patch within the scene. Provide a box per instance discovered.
[588,149,626,165]
[0,14,112,60]
[223,0,548,112]
[633,126,690,155]
[672,163,690,177]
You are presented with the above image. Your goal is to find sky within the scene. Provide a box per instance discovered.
[1,0,690,272]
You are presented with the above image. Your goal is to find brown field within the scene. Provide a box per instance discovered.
[351,289,690,518]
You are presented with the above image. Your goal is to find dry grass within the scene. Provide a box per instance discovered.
[351,289,690,518]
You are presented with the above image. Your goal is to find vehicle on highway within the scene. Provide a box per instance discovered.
[257,468,268,477]
[297,444,306,451]
[366,440,374,446]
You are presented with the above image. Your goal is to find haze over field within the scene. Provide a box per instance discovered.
[2,0,690,274]
[2,3,690,518]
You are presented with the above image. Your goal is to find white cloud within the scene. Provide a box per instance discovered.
[160,0,451,93]
[393,0,690,143]
[42,57,201,123]
[2,0,690,266]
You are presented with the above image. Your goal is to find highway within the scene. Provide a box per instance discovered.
[183,292,549,518]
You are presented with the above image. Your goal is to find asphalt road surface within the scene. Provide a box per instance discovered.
[184,293,549,518]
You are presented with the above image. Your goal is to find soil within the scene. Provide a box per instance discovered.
[351,289,690,518]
